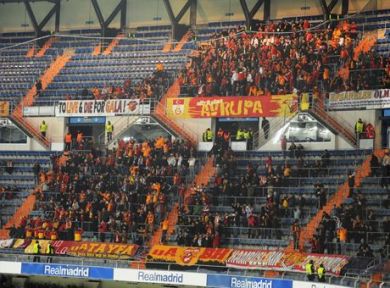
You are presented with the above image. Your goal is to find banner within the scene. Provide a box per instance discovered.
[329,89,390,110]
[55,99,150,117]
[148,245,232,266]
[114,268,207,286]
[0,101,9,116]
[167,95,297,118]
[226,250,349,276]
[12,239,32,249]
[207,274,292,288]
[21,263,113,280]
[24,240,51,255]
[52,241,138,259]
[0,239,14,248]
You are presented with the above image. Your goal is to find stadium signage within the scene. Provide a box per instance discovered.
[51,240,139,259]
[55,99,150,116]
[114,268,207,286]
[292,281,350,288]
[226,250,349,276]
[166,95,297,118]
[207,274,292,288]
[148,245,233,265]
[21,263,113,280]
[329,89,390,110]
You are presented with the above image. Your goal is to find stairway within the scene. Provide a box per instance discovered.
[149,158,215,247]
[10,49,74,149]
[153,79,197,146]
[98,116,139,147]
[162,41,172,52]
[0,193,36,239]
[103,34,124,55]
[295,151,380,250]
[26,46,35,58]
[153,102,197,146]
[35,37,56,57]
[309,103,357,147]
[173,30,192,52]
[92,43,102,56]
[353,33,377,61]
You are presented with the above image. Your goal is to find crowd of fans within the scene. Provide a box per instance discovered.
[180,19,389,97]
[174,142,338,247]
[310,153,390,259]
[16,137,196,245]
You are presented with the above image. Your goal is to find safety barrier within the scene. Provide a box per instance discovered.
[0,259,377,287]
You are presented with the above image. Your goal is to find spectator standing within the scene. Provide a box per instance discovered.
[281,135,287,157]
[292,220,301,250]
[64,132,72,151]
[32,162,41,184]
[261,117,270,140]
[39,121,48,138]
[105,121,114,142]
[76,131,84,149]
[35,80,42,96]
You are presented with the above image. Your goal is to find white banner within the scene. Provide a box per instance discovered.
[114,268,207,286]
[55,99,150,117]
[329,89,390,110]
[293,281,350,288]
[0,239,14,248]
[23,106,56,117]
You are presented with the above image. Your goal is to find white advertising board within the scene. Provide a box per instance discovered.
[114,268,207,286]
[0,261,21,274]
[293,281,351,288]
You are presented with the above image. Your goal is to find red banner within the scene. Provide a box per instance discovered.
[51,241,138,259]
[148,245,233,266]
[226,249,349,276]
[167,95,297,118]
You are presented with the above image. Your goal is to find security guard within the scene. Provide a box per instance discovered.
[33,240,41,262]
[317,263,326,282]
[46,242,54,263]
[355,118,364,139]
[305,260,315,281]
[236,128,244,141]
[244,129,253,150]
[202,128,213,142]
[39,121,48,138]
[105,121,114,142]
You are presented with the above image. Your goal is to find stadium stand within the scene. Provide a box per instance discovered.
[0,1,389,287]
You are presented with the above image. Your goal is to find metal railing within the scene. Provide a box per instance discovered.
[0,251,388,287]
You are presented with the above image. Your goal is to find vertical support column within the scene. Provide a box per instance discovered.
[341,0,349,16]
[55,0,60,32]
[120,0,127,30]
[263,0,270,21]
[189,0,197,29]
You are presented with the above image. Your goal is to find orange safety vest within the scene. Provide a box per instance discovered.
[65,134,72,143]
